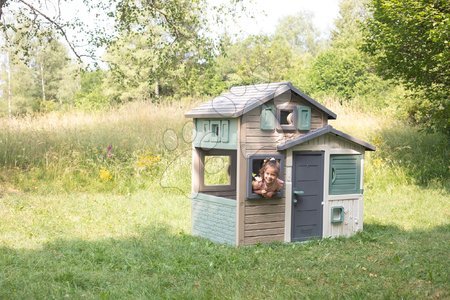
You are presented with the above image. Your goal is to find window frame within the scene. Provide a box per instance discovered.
[199,149,237,192]
[246,154,285,200]
[276,103,297,132]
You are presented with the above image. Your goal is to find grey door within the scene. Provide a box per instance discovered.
[292,152,324,241]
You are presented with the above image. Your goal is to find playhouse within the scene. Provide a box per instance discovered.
[185,82,375,245]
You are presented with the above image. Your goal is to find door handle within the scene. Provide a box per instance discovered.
[294,190,304,196]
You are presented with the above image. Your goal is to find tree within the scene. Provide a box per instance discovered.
[214,35,294,87]
[274,12,323,56]
[363,0,450,134]
[0,0,247,67]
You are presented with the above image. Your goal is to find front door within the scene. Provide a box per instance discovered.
[292,152,324,241]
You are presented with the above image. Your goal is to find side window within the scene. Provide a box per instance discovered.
[204,155,231,186]
[246,155,285,199]
[199,149,237,192]
[329,154,362,195]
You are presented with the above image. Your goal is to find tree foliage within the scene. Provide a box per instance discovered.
[363,0,450,134]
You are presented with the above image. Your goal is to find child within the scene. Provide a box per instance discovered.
[252,158,284,198]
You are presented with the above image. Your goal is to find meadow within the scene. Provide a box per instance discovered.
[0,100,449,299]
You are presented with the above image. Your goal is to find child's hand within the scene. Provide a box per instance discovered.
[261,189,267,195]
[266,191,274,198]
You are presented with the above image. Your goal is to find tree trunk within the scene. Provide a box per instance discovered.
[154,80,160,98]
[6,51,12,118]
[40,63,45,101]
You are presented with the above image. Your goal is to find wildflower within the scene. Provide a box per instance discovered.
[99,169,113,181]
[107,145,113,158]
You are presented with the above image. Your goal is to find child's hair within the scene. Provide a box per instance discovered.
[259,158,280,178]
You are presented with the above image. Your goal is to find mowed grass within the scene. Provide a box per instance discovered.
[0,100,449,299]
[1,186,448,299]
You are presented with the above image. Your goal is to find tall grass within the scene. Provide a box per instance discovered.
[0,101,196,194]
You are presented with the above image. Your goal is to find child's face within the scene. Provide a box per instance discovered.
[264,166,278,184]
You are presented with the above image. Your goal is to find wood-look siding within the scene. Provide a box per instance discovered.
[242,93,328,156]
[244,199,285,244]
[240,91,330,244]
[324,197,363,237]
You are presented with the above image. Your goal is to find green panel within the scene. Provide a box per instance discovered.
[199,120,210,142]
[260,104,276,130]
[194,119,238,150]
[297,105,311,130]
[221,120,229,143]
[191,193,236,245]
[329,155,362,195]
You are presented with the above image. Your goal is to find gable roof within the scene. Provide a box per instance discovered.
[277,125,376,151]
[185,82,337,119]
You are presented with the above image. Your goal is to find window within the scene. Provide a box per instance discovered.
[277,105,296,131]
[279,110,293,125]
[196,119,230,144]
[199,149,236,192]
[246,154,285,199]
[204,156,231,186]
[210,121,220,142]
[329,154,362,195]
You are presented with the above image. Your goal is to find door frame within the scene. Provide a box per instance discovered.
[290,151,325,242]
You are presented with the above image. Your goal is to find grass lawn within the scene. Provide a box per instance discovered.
[0,184,448,299]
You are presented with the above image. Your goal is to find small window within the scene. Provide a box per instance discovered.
[247,154,285,199]
[277,104,297,131]
[210,121,220,142]
[280,110,293,125]
[204,156,230,186]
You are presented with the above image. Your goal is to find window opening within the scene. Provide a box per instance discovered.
[247,155,285,199]
[280,110,294,125]
[204,155,231,186]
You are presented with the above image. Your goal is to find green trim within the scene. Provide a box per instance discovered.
[194,119,238,150]
[331,206,344,223]
[192,193,236,207]
[297,105,311,130]
[221,120,229,143]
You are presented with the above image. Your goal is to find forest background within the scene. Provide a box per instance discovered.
[0,0,448,298]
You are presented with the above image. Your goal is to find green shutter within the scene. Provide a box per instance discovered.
[221,120,229,143]
[260,104,276,130]
[329,155,361,195]
[297,105,311,130]
[199,120,210,142]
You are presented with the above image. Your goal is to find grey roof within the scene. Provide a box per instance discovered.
[277,125,376,151]
[185,82,337,119]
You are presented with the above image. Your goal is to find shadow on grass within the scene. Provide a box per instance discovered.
[374,127,449,188]
[0,223,449,299]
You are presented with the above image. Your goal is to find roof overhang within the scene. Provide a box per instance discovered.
[184,82,337,120]
[277,125,376,151]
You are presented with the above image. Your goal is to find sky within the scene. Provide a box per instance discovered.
[221,0,341,38]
